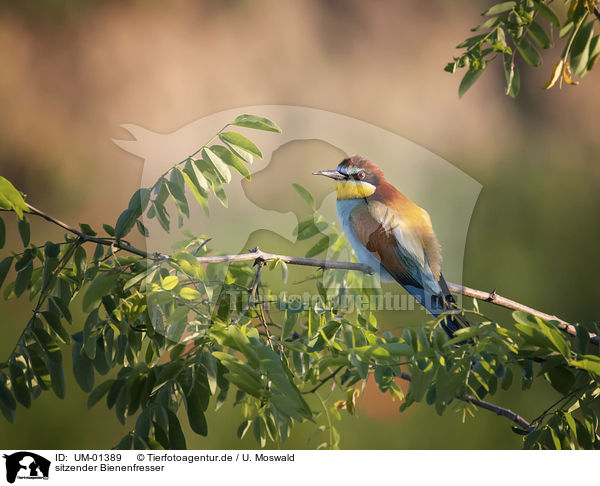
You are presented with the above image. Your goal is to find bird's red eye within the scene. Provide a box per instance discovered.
[357,171,366,180]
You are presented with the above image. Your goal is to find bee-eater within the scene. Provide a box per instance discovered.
[313,155,467,336]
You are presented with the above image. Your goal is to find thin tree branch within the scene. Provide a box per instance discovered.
[303,366,344,394]
[195,247,373,274]
[461,394,532,432]
[195,248,597,346]
[397,372,532,432]
[302,367,533,431]
[24,204,168,261]
[446,282,598,345]
[16,206,598,344]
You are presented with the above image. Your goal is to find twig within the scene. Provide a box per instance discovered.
[446,282,598,345]
[197,249,596,345]
[15,205,597,344]
[194,247,373,274]
[303,366,344,394]
[461,394,532,432]
[24,204,167,261]
[304,366,533,431]
[397,372,532,431]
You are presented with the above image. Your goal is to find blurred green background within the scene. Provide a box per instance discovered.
[1,0,599,449]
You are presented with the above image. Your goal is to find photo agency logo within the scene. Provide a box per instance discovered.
[113,105,481,335]
[3,452,51,483]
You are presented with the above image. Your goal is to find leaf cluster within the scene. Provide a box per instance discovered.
[448,0,600,97]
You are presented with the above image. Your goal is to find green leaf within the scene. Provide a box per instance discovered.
[237,420,251,439]
[88,379,114,408]
[231,114,281,133]
[136,220,150,237]
[354,342,413,359]
[44,241,60,258]
[82,310,99,360]
[151,201,170,232]
[167,169,190,220]
[456,33,487,49]
[444,62,457,73]
[179,165,208,208]
[114,209,137,239]
[570,20,595,77]
[8,362,30,408]
[0,377,16,423]
[41,310,70,344]
[0,256,13,288]
[219,131,262,159]
[282,311,297,340]
[305,236,330,258]
[202,147,232,183]
[254,344,312,420]
[49,296,71,324]
[167,409,187,449]
[170,251,205,280]
[161,275,179,291]
[546,366,575,394]
[517,37,542,66]
[155,361,184,387]
[472,16,501,32]
[187,160,209,191]
[560,21,574,39]
[528,21,551,49]
[72,342,95,392]
[79,223,97,236]
[32,327,65,399]
[212,352,264,398]
[210,145,250,180]
[588,35,600,70]
[128,188,151,216]
[14,263,32,297]
[569,355,600,375]
[482,1,516,16]
[0,176,27,219]
[292,184,315,209]
[185,387,208,436]
[202,353,218,395]
[458,69,484,98]
[102,224,115,236]
[212,178,228,207]
[42,254,59,290]
[82,273,119,312]
[18,217,30,247]
[535,1,559,27]
[179,287,201,300]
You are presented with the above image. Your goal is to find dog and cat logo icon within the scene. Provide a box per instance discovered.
[2,452,50,483]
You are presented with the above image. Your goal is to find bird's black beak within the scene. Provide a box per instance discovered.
[312,169,346,180]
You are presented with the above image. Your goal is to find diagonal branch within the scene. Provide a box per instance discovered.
[304,367,532,431]
[24,204,168,261]
[396,371,532,431]
[446,282,598,345]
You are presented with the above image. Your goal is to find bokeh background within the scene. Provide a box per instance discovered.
[1,0,599,449]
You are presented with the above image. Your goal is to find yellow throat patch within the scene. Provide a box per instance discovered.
[335,180,376,199]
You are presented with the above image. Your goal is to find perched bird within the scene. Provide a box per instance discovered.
[313,155,467,336]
